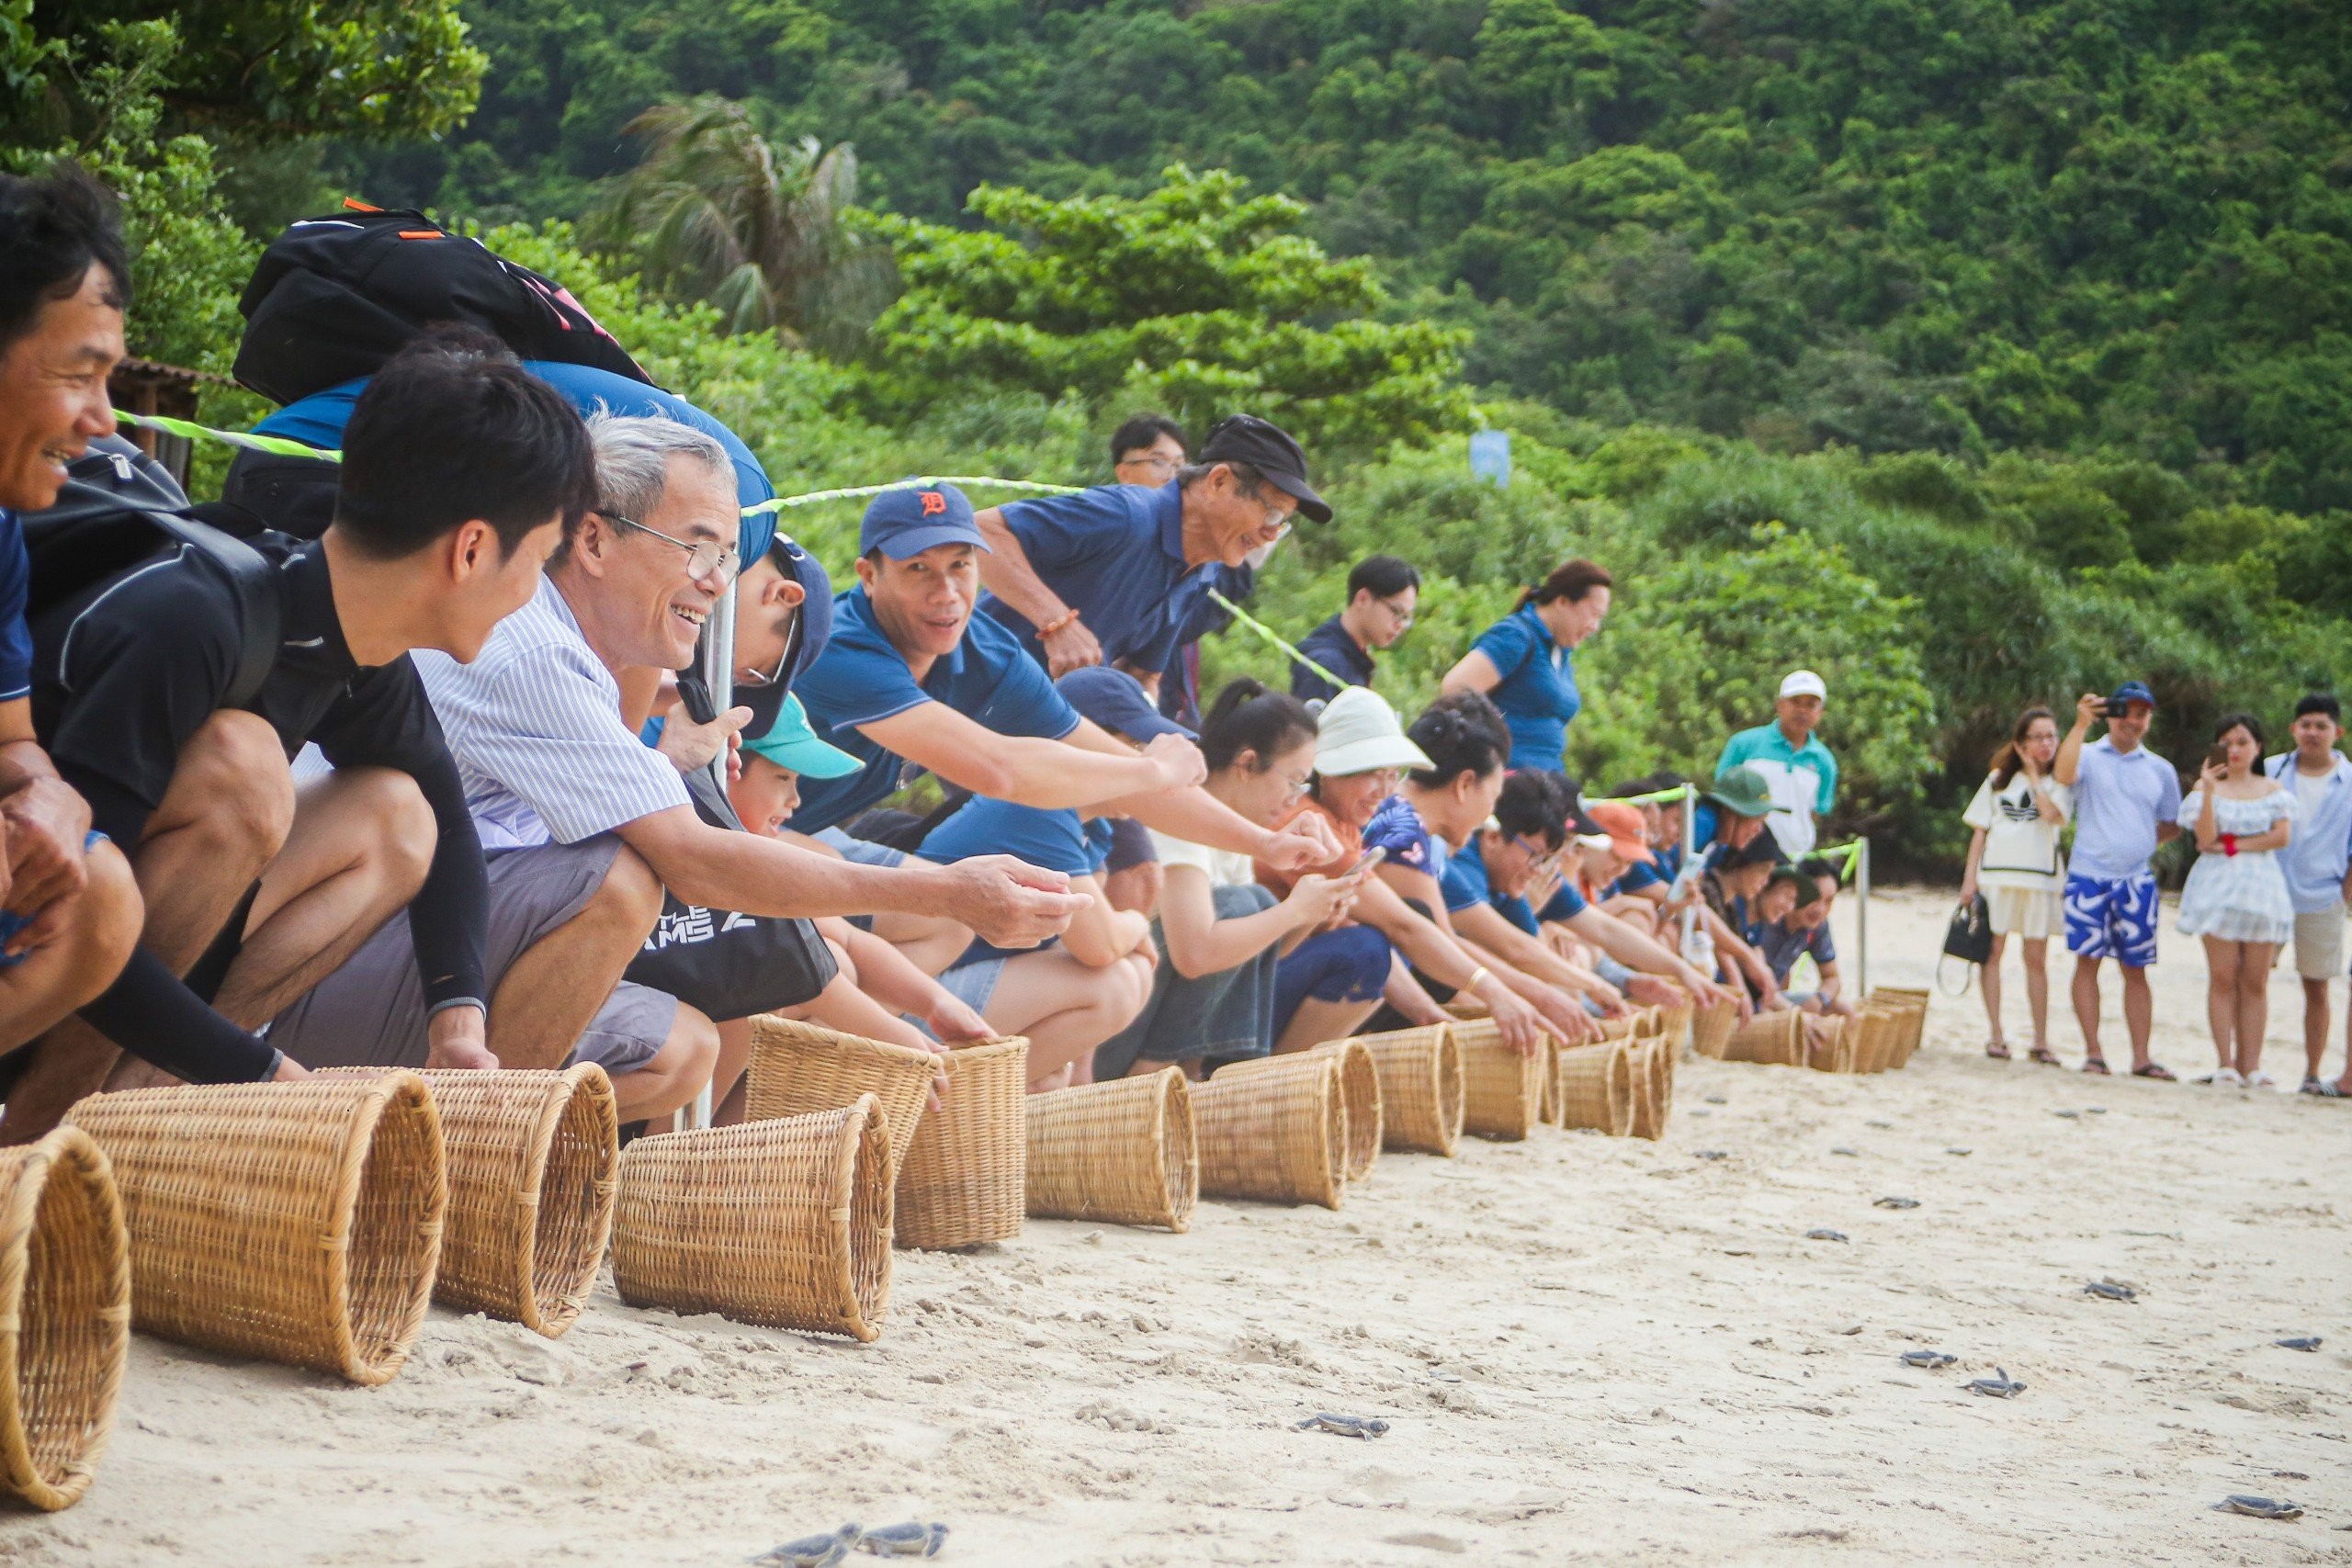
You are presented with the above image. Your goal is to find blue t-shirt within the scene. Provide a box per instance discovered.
[2069,737,2183,882]
[1442,836,1541,934]
[979,480,1211,674]
[789,589,1080,833]
[1469,602,1579,770]
[919,796,1105,877]
[0,510,28,702]
[255,362,782,565]
[1292,615,1375,705]
[1533,878,1590,924]
[1363,794,1438,876]
[1748,915,1836,988]
[1601,859,1663,898]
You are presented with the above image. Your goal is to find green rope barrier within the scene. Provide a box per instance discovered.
[1204,587,1354,696]
[115,409,342,461]
[742,476,1081,513]
[1587,784,1691,807]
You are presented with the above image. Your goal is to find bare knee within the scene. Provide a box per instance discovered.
[155,711,296,863]
[73,840,143,983]
[332,768,435,891]
[613,1005,721,1122]
[591,842,665,941]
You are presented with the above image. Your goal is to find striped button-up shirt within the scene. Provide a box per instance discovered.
[415,576,689,850]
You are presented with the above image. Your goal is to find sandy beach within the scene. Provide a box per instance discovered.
[6,884,2347,1565]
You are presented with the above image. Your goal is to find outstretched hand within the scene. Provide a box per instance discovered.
[1260,810,1342,873]
[943,855,1090,950]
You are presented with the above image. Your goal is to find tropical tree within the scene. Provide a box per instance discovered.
[591,95,885,355]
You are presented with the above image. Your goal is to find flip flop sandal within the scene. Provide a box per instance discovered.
[1984,1042,2012,1060]
[2080,1056,2111,1076]
[2132,1062,2177,1081]
[2300,1077,2347,1099]
[2027,1046,2062,1066]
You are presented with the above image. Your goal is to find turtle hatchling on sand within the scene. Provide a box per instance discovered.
[2085,1280,2137,1302]
[1873,1196,1919,1210]
[1805,1228,1848,1243]
[2218,1495,2302,1521]
[2276,1336,2323,1352]
[754,1525,859,1567]
[1965,1367,2026,1398]
[1900,1351,1956,1369]
[857,1522,948,1558]
[1295,1413,1389,1439]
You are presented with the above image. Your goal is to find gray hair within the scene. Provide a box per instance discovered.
[582,409,731,522]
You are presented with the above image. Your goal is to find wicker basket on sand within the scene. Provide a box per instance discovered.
[1306,1039,1383,1181]
[65,1075,445,1387]
[1447,1017,1544,1142]
[1653,988,1696,1054]
[1192,1055,1347,1210]
[1553,1043,1634,1137]
[1626,1034,1674,1141]
[1347,1026,1463,1156]
[333,1066,616,1339]
[1023,1069,1197,1232]
[0,1127,128,1512]
[612,1098,892,1341]
[1690,999,1739,1059]
[1854,1004,1905,1073]
[1869,988,1930,1065]
[1804,1015,1850,1074]
[895,1037,1029,1250]
[1722,1009,1806,1067]
[744,1017,937,1174]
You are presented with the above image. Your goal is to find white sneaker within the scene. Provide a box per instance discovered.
[2208,1067,2245,1088]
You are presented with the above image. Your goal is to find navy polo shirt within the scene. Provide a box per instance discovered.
[1442,837,1541,934]
[1469,602,1580,770]
[788,587,1080,833]
[979,480,1211,673]
[919,797,1112,877]
[1292,615,1375,704]
[1602,859,1664,897]
[0,509,28,702]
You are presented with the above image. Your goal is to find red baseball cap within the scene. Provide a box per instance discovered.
[1587,802,1656,864]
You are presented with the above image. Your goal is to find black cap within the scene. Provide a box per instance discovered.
[1198,414,1330,524]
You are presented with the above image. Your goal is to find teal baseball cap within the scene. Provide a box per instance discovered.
[741,693,861,778]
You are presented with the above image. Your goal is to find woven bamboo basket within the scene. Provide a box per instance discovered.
[403,1066,614,1338]
[894,1036,1029,1249]
[1723,1010,1806,1066]
[1554,1043,1634,1136]
[1857,1005,1905,1073]
[1023,1069,1196,1232]
[1656,991,1695,1054]
[1350,1026,1464,1156]
[1448,1017,1544,1142]
[1193,1054,1347,1210]
[65,1076,445,1387]
[1626,1035,1673,1141]
[1307,1039,1383,1181]
[0,1128,127,1512]
[1870,988,1930,1065]
[1805,1015,1849,1074]
[745,1017,936,1174]
[1690,999,1739,1059]
[1537,1039,1562,1126]
[611,1098,891,1340]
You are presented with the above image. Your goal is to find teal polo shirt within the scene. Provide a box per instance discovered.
[1715,723,1838,857]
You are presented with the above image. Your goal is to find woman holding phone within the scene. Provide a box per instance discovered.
[2177,713,2297,1087]
[1959,706,2074,1063]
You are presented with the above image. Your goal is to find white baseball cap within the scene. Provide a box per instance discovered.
[1314,686,1434,778]
[1779,669,1827,701]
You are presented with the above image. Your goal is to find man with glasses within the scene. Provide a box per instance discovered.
[1110,413,1187,488]
[974,413,1331,681]
[1293,554,1421,704]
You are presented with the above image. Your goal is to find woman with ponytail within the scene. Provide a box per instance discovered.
[1439,558,1612,771]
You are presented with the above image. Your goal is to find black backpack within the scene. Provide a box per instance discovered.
[233,199,655,405]
[24,438,282,710]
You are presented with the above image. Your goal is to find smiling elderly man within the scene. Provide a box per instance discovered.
[413,413,1091,1118]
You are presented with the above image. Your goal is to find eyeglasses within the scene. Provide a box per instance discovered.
[1121,453,1181,477]
[1378,595,1416,628]
[1276,769,1313,800]
[604,512,741,585]
[1511,832,1558,870]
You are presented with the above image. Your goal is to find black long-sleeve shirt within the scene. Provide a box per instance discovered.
[32,536,488,1081]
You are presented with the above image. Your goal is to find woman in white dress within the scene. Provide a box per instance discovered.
[1959,706,2073,1063]
[2177,713,2296,1087]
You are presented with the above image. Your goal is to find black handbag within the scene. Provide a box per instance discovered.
[1939,892,1993,993]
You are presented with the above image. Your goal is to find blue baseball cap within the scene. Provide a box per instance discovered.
[741,693,862,778]
[2111,680,2155,707]
[1057,667,1196,742]
[859,482,989,558]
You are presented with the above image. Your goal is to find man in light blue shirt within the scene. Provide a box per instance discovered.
[2053,682,2182,1078]
[1715,670,1838,857]
[2263,694,2352,1096]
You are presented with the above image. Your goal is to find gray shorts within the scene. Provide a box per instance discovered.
[266,836,676,1077]
[814,827,907,868]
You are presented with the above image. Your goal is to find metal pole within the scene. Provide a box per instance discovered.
[1856,837,1871,998]
[1679,786,1697,953]
[684,581,738,1133]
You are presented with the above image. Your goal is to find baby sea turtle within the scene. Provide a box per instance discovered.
[856,1522,948,1558]
[1873,1196,1919,1210]
[1703,1095,1728,1105]
[1900,1350,1956,1369]
[2052,1109,2080,1120]
[2218,1495,2302,1520]
[2276,1336,2323,1352]
[1805,1228,1848,1243]
[754,1524,859,1568]
[2084,1280,2137,1303]
[1830,1146,1860,1157]
[1944,1147,1973,1156]
[1295,1412,1389,1439]
[1965,1367,2025,1398]
[2085,1106,2107,1114]
[1696,1149,1727,1161]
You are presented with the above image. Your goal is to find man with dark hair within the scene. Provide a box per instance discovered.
[0,165,145,1077]
[0,331,662,1141]
[1293,554,1421,704]
[2264,692,2352,1097]
[1110,414,1186,487]
[974,413,1330,680]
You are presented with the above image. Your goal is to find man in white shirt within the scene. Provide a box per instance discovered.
[2264,694,2352,1096]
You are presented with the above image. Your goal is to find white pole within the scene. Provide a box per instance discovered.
[1679,787,1697,952]
[1856,837,1871,997]
[684,581,737,1134]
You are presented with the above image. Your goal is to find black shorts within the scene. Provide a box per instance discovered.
[623,896,836,1023]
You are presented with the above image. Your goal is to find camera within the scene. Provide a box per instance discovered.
[2104,698,2129,719]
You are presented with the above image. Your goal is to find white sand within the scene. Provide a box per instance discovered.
[6,886,2349,1564]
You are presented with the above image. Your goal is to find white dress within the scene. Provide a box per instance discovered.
[2175,789,2296,942]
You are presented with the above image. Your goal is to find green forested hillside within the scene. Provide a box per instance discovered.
[368,0,2352,517]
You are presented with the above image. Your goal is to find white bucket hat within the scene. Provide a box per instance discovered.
[1315,686,1434,778]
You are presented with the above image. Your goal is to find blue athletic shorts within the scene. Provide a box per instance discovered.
[2064,873,2159,967]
